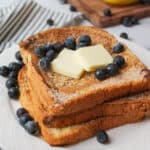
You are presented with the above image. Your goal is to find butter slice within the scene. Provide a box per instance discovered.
[51,49,84,79]
[76,44,113,72]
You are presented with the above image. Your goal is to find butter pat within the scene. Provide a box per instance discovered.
[76,44,113,72]
[51,49,84,79]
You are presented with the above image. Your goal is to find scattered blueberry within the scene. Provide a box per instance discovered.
[46,50,56,61]
[70,5,77,12]
[34,46,47,57]
[47,18,54,26]
[19,113,33,126]
[39,57,50,70]
[96,131,108,144]
[8,62,22,72]
[8,71,18,79]
[8,87,19,99]
[103,8,112,17]
[76,42,88,49]
[5,78,17,89]
[79,35,91,46]
[120,32,128,39]
[131,17,139,25]
[64,37,76,50]
[95,68,107,80]
[106,63,119,76]
[18,61,24,68]
[16,108,28,118]
[0,66,10,77]
[53,42,64,53]
[15,51,22,61]
[113,55,125,68]
[122,17,133,27]
[113,42,124,53]
[24,121,40,134]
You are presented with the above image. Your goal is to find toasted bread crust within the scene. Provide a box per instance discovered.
[19,67,150,145]
[19,26,150,116]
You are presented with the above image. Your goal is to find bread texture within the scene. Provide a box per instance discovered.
[19,67,150,145]
[19,26,150,117]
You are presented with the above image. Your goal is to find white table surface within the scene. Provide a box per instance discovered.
[0,0,150,50]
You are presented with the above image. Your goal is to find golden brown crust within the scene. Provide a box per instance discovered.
[19,67,150,145]
[19,26,150,116]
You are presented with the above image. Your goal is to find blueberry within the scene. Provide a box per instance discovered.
[24,121,40,134]
[46,50,56,61]
[8,62,22,72]
[19,113,32,126]
[15,51,22,61]
[64,37,76,50]
[16,108,28,118]
[53,42,64,53]
[96,131,108,144]
[39,57,50,70]
[95,68,108,80]
[76,42,88,49]
[70,6,77,12]
[106,63,119,76]
[34,46,46,57]
[122,17,132,27]
[0,66,10,77]
[5,78,17,89]
[8,87,20,99]
[44,43,53,51]
[120,32,128,39]
[131,17,139,25]
[113,42,124,53]
[113,55,125,68]
[79,35,91,46]
[18,61,24,68]
[103,8,112,17]
[8,71,18,79]
[47,18,54,26]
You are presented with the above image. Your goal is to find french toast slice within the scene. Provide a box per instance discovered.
[19,26,150,116]
[19,67,150,145]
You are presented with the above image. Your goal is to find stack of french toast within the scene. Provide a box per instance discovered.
[18,26,150,146]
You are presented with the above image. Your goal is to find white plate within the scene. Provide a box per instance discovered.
[0,39,150,150]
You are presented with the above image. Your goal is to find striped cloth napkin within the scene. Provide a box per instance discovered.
[0,0,83,52]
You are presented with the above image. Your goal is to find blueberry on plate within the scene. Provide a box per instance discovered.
[96,131,108,144]
[19,113,33,126]
[5,78,17,89]
[64,37,76,50]
[120,32,128,39]
[8,87,20,99]
[70,5,77,12]
[53,42,64,53]
[79,35,91,46]
[34,46,46,57]
[18,61,24,68]
[106,63,119,76]
[24,121,40,135]
[0,66,10,77]
[8,71,18,79]
[16,108,28,118]
[122,17,133,27]
[39,57,50,70]
[15,51,22,61]
[47,18,54,26]
[95,68,108,80]
[113,55,125,68]
[8,62,22,72]
[103,8,112,17]
[46,50,56,61]
[112,42,124,53]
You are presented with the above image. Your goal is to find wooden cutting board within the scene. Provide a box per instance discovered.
[68,0,150,27]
